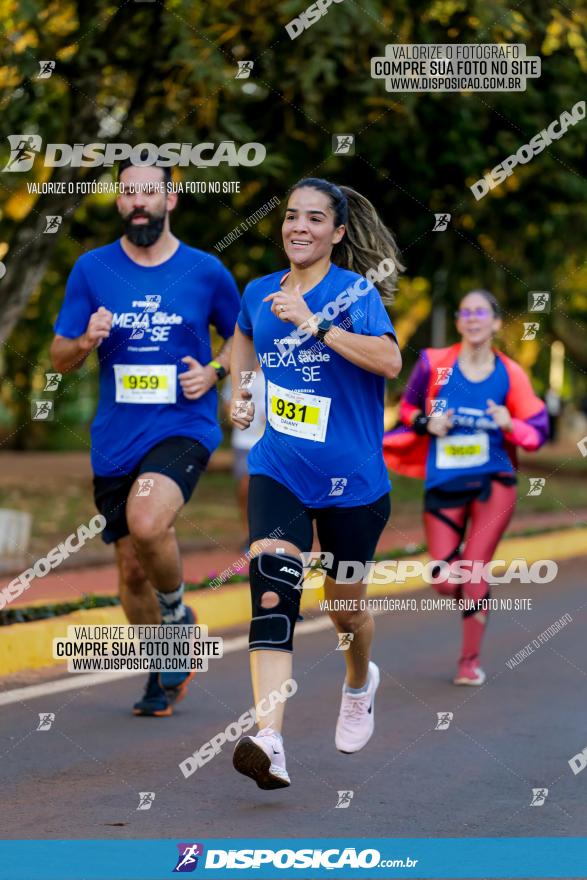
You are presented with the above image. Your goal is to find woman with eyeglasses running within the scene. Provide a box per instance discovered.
[229,178,403,789]
[384,290,548,685]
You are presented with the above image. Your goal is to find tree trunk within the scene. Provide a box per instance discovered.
[0,0,163,347]
[552,310,587,372]
[0,177,87,347]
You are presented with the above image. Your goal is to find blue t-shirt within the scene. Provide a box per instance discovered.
[425,358,514,490]
[55,240,240,476]
[237,263,396,507]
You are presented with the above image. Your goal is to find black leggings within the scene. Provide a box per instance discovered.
[248,475,391,579]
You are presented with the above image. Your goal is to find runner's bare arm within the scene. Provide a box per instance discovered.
[213,334,233,375]
[229,326,258,430]
[50,307,113,373]
[321,328,402,379]
[180,336,234,400]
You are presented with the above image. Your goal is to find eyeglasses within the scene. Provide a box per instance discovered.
[455,307,492,319]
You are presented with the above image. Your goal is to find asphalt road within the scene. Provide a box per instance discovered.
[1,556,586,844]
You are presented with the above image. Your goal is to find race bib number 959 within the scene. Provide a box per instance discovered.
[114,364,177,404]
[267,380,330,443]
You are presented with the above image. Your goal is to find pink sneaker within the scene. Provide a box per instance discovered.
[335,661,380,754]
[233,727,290,789]
[454,659,486,686]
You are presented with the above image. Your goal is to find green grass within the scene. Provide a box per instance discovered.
[0,471,244,562]
[0,463,584,566]
[0,573,250,626]
[515,471,587,515]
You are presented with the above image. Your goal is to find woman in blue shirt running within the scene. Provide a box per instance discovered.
[229,177,403,789]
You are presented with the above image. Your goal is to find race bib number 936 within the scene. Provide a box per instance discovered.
[436,432,489,469]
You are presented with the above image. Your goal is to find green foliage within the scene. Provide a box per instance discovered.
[1,0,586,447]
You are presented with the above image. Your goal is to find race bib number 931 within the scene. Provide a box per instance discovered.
[267,380,330,442]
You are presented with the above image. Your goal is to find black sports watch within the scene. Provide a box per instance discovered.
[412,414,430,435]
[209,360,227,381]
[315,318,333,342]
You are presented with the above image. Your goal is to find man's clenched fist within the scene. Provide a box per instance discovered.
[179,356,217,400]
[81,306,113,351]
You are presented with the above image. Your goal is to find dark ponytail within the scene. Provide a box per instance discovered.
[288,178,405,304]
[461,289,502,317]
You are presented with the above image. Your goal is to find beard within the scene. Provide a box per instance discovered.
[123,208,166,247]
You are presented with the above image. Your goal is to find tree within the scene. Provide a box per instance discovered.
[0,0,585,446]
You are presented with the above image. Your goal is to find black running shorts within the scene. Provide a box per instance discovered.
[93,436,210,544]
[424,472,517,511]
[248,474,391,577]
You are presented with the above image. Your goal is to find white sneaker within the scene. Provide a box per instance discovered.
[453,659,486,686]
[233,727,291,789]
[335,661,380,754]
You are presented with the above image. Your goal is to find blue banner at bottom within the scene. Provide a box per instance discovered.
[0,838,585,880]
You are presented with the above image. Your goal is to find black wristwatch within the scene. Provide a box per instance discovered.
[412,414,430,435]
[315,318,333,342]
[209,360,227,381]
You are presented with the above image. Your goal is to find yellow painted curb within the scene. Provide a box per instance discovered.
[0,582,251,677]
[1,528,585,676]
